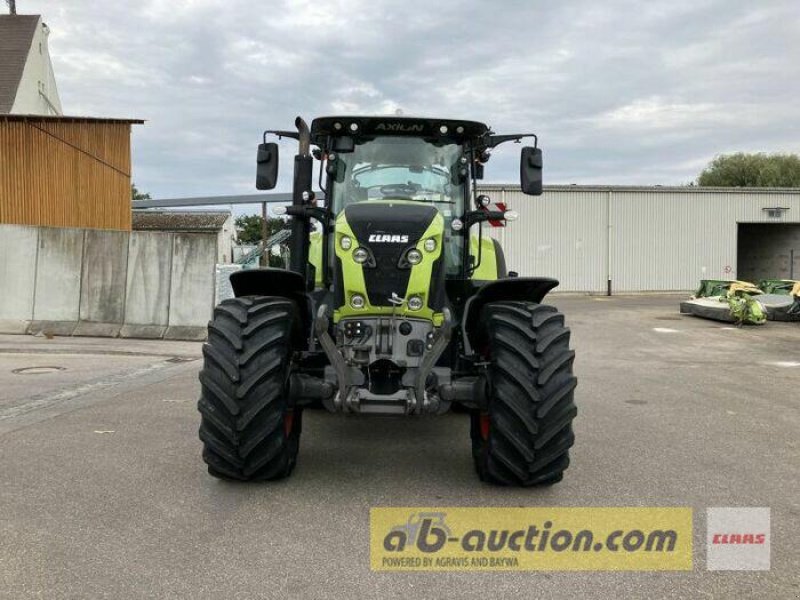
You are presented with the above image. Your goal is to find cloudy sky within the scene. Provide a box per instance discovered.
[20,0,800,203]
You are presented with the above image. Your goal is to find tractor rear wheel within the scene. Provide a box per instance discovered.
[198,296,302,481]
[471,301,577,486]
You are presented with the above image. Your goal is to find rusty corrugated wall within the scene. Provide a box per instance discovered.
[0,116,140,230]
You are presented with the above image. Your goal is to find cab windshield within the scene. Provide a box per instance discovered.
[330,136,465,214]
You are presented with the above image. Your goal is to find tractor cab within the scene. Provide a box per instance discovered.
[314,117,486,283]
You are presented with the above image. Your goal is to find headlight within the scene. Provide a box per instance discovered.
[423,238,437,253]
[407,295,423,311]
[340,235,352,250]
[350,294,365,309]
[407,249,423,265]
[353,247,369,264]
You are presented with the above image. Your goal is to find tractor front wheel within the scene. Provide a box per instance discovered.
[471,301,577,486]
[198,296,302,481]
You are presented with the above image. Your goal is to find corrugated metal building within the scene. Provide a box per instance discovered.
[478,185,800,293]
[0,114,143,230]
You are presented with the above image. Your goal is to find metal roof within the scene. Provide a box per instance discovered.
[132,210,231,232]
[132,193,293,209]
[0,14,40,113]
[0,114,145,124]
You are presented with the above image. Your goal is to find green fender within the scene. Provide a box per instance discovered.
[470,236,506,281]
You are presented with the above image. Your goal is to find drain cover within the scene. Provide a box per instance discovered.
[12,366,66,375]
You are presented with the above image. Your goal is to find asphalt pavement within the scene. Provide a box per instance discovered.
[1,295,798,599]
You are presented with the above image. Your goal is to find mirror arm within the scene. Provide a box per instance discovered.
[284,205,333,228]
[263,129,300,143]
[485,133,538,149]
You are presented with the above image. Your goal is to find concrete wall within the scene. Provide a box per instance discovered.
[0,225,38,333]
[76,230,129,336]
[218,214,236,263]
[31,227,84,334]
[121,232,173,339]
[167,234,217,339]
[0,224,218,340]
[215,264,242,305]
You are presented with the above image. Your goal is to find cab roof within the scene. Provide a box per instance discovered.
[310,115,490,145]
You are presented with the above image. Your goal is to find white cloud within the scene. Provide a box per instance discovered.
[598,97,729,129]
[17,0,800,195]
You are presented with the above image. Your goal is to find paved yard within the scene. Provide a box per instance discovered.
[0,296,798,599]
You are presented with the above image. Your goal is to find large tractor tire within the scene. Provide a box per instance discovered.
[198,296,302,481]
[471,301,577,486]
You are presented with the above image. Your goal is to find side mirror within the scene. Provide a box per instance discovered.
[520,146,543,195]
[326,154,346,183]
[256,142,279,190]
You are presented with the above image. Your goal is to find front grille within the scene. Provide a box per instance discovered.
[342,202,439,308]
[364,244,411,305]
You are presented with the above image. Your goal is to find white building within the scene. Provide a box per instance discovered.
[132,210,237,264]
[0,14,62,115]
[477,185,800,293]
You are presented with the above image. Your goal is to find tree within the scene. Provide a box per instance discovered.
[697,153,800,187]
[235,214,288,268]
[234,214,285,244]
[132,183,151,200]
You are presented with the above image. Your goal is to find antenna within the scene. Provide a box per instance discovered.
[7,0,17,15]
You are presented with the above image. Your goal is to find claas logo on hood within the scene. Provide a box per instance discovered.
[368,234,410,243]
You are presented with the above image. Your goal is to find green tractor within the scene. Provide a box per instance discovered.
[198,116,577,486]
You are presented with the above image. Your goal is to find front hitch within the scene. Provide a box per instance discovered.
[313,304,358,411]
[314,305,454,415]
[413,307,453,414]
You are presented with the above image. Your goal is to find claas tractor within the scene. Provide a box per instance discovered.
[198,116,577,486]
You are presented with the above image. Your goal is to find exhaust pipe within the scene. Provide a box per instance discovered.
[289,116,314,278]
[295,116,311,158]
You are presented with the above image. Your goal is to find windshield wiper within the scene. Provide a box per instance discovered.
[408,197,455,204]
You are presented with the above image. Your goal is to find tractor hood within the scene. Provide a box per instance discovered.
[346,201,438,249]
[333,202,446,322]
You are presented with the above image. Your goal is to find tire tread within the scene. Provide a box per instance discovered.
[197,296,301,481]
[472,301,577,486]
